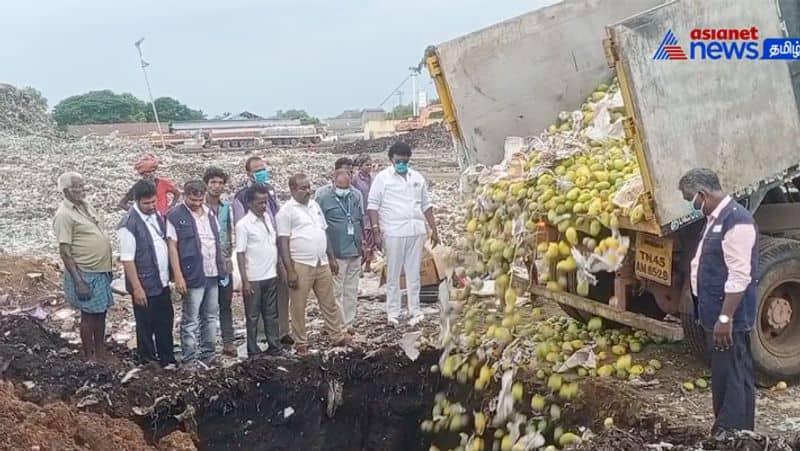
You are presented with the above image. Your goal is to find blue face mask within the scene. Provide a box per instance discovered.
[335,187,350,197]
[688,193,705,216]
[253,169,270,184]
[394,161,409,174]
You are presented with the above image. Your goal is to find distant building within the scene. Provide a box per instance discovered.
[325,108,386,138]
[66,122,165,138]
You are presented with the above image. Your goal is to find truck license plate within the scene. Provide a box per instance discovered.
[635,233,673,286]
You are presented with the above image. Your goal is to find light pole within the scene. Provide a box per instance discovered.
[408,66,420,117]
[134,37,166,150]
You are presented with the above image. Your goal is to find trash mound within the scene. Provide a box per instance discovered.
[0,381,196,451]
[333,123,451,154]
[0,83,56,136]
[0,252,62,311]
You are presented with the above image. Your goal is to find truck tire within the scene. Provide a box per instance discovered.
[680,288,708,361]
[751,236,800,383]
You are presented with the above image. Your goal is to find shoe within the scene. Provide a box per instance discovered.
[333,334,353,347]
[280,335,295,346]
[222,343,237,357]
[387,317,400,327]
[408,313,425,327]
[264,346,289,357]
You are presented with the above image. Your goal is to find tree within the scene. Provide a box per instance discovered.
[386,104,413,120]
[275,109,321,125]
[22,86,47,109]
[146,97,205,122]
[53,90,148,125]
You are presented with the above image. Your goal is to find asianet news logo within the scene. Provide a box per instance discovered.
[653,27,800,60]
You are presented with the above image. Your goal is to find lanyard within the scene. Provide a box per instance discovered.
[333,194,353,224]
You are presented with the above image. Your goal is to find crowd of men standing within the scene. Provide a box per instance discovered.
[53,141,439,370]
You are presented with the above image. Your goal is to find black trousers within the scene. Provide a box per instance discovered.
[218,280,234,345]
[133,286,176,366]
[707,330,756,433]
[245,278,281,356]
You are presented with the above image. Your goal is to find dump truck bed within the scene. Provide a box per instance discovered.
[433,0,666,167]
[608,0,800,234]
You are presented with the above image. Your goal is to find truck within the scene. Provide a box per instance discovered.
[427,0,800,382]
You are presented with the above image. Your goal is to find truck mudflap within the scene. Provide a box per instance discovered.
[530,285,684,341]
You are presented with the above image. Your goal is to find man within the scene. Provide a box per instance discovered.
[367,141,440,327]
[204,167,236,357]
[118,153,181,216]
[276,174,352,355]
[235,184,286,357]
[167,180,225,369]
[352,154,376,272]
[314,157,354,199]
[233,156,292,345]
[53,172,114,362]
[679,168,757,436]
[316,168,364,331]
[118,180,176,367]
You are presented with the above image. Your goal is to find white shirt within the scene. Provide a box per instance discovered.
[235,210,278,281]
[690,196,757,296]
[119,204,170,288]
[367,166,431,237]
[275,198,329,266]
[167,204,219,277]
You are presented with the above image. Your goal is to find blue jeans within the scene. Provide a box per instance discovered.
[181,277,219,363]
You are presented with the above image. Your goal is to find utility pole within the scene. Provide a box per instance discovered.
[409,66,420,117]
[134,37,166,150]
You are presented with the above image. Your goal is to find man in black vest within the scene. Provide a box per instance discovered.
[167,180,225,369]
[119,180,176,367]
[679,168,758,436]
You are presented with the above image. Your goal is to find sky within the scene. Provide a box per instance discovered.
[1,0,556,119]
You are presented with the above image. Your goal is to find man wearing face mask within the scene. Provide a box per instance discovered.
[678,168,758,437]
[367,141,440,327]
[316,168,364,332]
[233,156,293,346]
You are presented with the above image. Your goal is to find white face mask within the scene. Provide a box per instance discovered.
[335,187,350,197]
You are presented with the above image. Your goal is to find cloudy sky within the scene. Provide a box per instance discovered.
[1,0,556,118]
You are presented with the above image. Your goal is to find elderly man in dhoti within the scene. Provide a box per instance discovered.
[54,172,115,363]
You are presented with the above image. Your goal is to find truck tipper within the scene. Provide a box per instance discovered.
[427,0,800,381]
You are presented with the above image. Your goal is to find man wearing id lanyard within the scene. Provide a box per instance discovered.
[119,180,176,367]
[316,168,364,332]
[367,141,440,327]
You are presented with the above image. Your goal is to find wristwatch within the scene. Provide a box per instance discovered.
[718,314,730,324]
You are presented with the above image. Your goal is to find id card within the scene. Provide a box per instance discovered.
[347,223,355,235]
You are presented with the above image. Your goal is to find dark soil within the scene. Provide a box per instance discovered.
[0,314,444,451]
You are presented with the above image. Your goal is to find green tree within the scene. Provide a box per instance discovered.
[386,104,413,120]
[22,86,47,109]
[52,90,148,125]
[275,109,321,125]
[146,97,205,122]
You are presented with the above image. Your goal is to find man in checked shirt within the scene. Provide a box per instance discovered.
[679,168,758,436]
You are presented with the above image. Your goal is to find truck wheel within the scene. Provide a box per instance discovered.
[680,288,708,361]
[751,237,800,383]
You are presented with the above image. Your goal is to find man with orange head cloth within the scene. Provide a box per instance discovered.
[118,153,181,216]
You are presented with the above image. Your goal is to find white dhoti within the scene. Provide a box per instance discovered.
[383,234,426,320]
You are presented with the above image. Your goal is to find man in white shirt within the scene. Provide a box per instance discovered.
[119,180,176,367]
[235,183,287,357]
[367,142,440,327]
[166,180,225,369]
[276,174,352,355]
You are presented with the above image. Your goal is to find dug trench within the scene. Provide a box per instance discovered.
[0,314,773,451]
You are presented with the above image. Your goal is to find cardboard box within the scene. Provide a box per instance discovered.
[380,247,442,288]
